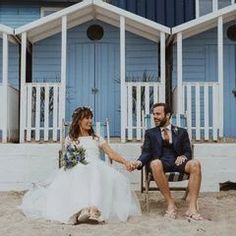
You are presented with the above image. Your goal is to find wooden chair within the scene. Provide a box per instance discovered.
[140,113,193,211]
[58,118,111,168]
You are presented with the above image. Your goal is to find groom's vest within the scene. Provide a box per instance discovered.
[160,142,178,164]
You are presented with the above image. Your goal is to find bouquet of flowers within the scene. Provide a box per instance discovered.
[64,143,88,170]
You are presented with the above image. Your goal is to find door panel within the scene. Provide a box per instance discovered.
[66,44,95,121]
[223,45,236,137]
[67,43,120,136]
[95,43,120,136]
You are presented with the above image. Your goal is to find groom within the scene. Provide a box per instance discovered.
[130,103,202,220]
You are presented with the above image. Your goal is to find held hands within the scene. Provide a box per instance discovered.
[129,160,142,171]
[175,155,187,166]
[123,160,142,172]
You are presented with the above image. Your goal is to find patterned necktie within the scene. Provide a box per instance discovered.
[162,128,170,145]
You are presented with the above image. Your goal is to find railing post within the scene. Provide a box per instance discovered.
[120,16,126,143]
[160,31,165,102]
[177,32,183,125]
[2,33,8,143]
[20,32,27,143]
[60,16,67,142]
[195,0,200,18]
[218,16,224,138]
[213,0,218,12]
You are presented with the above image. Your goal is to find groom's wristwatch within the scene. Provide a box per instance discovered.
[136,160,142,168]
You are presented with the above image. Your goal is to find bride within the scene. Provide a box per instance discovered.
[19,106,141,224]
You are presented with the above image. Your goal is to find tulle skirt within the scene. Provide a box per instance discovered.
[19,160,141,223]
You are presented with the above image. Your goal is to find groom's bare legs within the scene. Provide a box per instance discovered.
[184,159,202,214]
[150,159,176,212]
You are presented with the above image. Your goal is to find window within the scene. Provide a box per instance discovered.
[41,7,63,17]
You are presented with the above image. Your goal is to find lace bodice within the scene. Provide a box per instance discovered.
[65,136,106,161]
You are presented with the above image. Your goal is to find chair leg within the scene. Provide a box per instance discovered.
[145,180,150,212]
[182,185,189,200]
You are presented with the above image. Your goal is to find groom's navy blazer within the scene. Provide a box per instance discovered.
[138,125,192,168]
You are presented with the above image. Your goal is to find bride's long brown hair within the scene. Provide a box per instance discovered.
[69,107,95,140]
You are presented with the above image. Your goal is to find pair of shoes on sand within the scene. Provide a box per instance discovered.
[164,208,203,221]
[68,207,105,225]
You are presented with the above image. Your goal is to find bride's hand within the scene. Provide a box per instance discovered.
[124,161,132,172]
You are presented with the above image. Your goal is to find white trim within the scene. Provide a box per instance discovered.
[204,85,209,140]
[120,16,126,143]
[15,0,93,35]
[30,15,93,43]
[19,32,27,143]
[40,7,64,18]
[160,31,165,102]
[2,33,8,143]
[26,84,32,142]
[195,0,200,18]
[96,14,160,43]
[218,16,224,138]
[94,0,170,34]
[172,4,236,36]
[15,0,170,42]
[60,16,67,142]
[177,32,183,114]
[0,24,14,35]
[213,0,218,12]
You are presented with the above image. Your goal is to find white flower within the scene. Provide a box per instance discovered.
[173,127,178,135]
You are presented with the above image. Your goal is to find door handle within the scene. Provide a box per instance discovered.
[91,88,99,94]
[232,88,236,97]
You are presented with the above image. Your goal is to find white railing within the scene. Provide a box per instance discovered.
[125,82,164,141]
[195,0,235,18]
[24,83,61,142]
[0,84,19,143]
[173,82,220,141]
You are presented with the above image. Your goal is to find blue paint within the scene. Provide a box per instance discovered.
[112,0,195,27]
[173,22,236,137]
[0,3,40,27]
[33,20,159,136]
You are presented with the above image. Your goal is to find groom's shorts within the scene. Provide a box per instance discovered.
[160,158,189,173]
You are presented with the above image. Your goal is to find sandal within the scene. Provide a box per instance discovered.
[77,207,105,224]
[185,212,203,221]
[164,208,177,219]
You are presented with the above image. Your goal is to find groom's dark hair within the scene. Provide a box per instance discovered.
[152,103,172,117]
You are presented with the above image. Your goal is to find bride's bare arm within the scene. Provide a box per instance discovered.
[100,143,131,170]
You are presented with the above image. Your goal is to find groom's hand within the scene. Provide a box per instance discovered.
[130,160,142,171]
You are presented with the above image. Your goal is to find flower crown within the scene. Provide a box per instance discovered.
[73,106,93,116]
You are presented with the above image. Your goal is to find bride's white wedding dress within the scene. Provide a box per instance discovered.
[19,136,141,223]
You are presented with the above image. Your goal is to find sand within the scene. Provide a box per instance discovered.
[0,190,236,236]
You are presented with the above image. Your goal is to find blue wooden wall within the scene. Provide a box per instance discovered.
[111,0,195,27]
[172,21,236,137]
[32,20,159,136]
[0,2,40,27]
[0,0,195,28]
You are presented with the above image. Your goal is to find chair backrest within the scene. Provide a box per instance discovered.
[60,119,110,162]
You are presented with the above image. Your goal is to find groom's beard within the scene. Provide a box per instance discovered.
[155,116,168,127]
